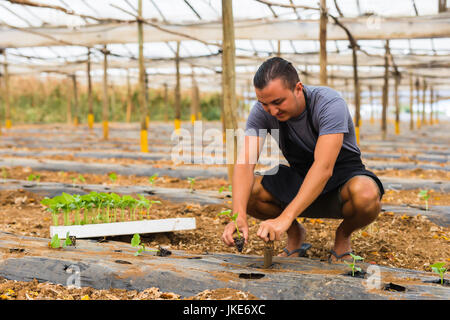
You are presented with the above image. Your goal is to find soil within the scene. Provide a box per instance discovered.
[0,123,448,299]
[0,189,448,274]
[234,237,245,253]
[0,277,258,300]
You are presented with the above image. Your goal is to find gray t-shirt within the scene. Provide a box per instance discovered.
[245,85,360,155]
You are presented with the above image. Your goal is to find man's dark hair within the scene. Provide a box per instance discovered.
[253,57,300,91]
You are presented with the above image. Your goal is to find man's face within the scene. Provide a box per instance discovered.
[255,78,304,122]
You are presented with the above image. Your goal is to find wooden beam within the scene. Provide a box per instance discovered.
[409,74,414,130]
[319,0,328,85]
[174,41,181,132]
[429,86,434,124]
[394,72,401,135]
[102,45,109,140]
[415,78,421,128]
[381,40,390,140]
[422,78,427,125]
[163,82,169,122]
[138,0,148,152]
[222,0,238,184]
[126,69,132,123]
[71,73,79,126]
[2,50,11,129]
[87,48,94,129]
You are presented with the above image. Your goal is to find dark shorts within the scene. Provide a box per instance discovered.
[260,164,384,219]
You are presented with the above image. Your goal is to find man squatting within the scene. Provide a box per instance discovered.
[221,57,384,262]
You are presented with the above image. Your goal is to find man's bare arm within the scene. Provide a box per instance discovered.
[257,133,343,241]
[282,133,343,221]
[222,135,265,246]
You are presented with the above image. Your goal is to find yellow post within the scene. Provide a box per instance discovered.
[394,72,400,135]
[138,0,148,152]
[87,48,94,130]
[102,45,109,140]
[88,113,94,129]
[140,129,149,153]
[174,41,181,134]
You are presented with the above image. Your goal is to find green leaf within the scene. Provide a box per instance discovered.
[131,233,141,247]
[218,209,232,217]
[50,234,60,248]
[64,232,72,246]
[350,253,364,261]
[430,262,446,269]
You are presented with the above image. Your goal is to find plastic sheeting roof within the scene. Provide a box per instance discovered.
[0,0,449,91]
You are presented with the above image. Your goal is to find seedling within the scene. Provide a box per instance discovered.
[41,191,162,226]
[109,172,118,183]
[1,167,8,179]
[187,177,196,193]
[27,174,40,182]
[71,174,86,186]
[148,173,158,186]
[418,189,430,211]
[130,233,159,256]
[49,232,73,249]
[430,262,447,285]
[218,185,232,195]
[345,253,364,277]
[218,209,244,252]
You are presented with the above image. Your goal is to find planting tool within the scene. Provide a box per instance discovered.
[263,240,274,269]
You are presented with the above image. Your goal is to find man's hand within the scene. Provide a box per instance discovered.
[221,216,249,246]
[256,216,293,242]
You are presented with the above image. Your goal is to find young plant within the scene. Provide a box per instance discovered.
[430,262,447,285]
[418,189,430,211]
[1,167,8,179]
[345,253,364,277]
[49,232,72,249]
[109,172,118,183]
[148,173,158,186]
[27,174,41,182]
[187,177,196,193]
[131,233,159,256]
[218,209,244,252]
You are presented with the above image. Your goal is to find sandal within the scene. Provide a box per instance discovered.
[328,249,353,263]
[281,243,312,257]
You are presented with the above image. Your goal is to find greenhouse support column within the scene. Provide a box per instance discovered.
[102,45,109,140]
[138,0,148,152]
[409,74,414,130]
[429,86,434,125]
[190,72,198,125]
[196,85,202,121]
[421,79,427,126]
[163,83,169,122]
[66,78,73,126]
[435,90,439,124]
[394,72,400,135]
[87,48,94,130]
[71,74,79,127]
[126,70,132,123]
[144,70,150,128]
[350,39,361,144]
[2,50,11,129]
[369,85,374,125]
[415,79,421,129]
[319,0,328,86]
[381,40,390,140]
[174,41,181,133]
[222,0,238,184]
